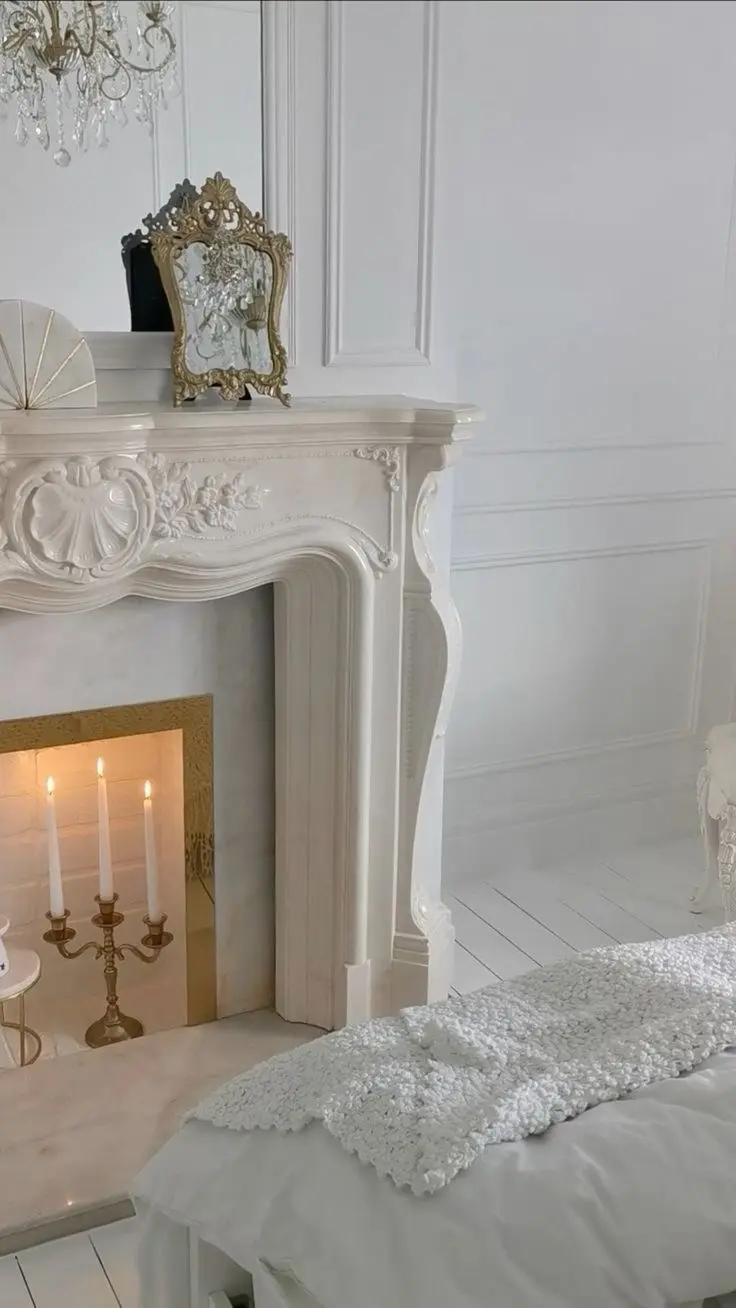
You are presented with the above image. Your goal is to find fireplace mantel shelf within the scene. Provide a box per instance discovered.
[0,395,478,448]
[0,390,482,1030]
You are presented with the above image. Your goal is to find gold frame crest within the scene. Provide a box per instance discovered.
[150,173,292,407]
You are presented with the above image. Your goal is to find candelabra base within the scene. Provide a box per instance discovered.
[85,1012,144,1049]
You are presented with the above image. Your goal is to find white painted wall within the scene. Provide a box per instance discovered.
[0,0,263,330]
[11,0,716,901]
[0,2,460,941]
[442,0,736,878]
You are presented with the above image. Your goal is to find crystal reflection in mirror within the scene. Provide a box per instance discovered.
[177,238,274,376]
[151,173,292,407]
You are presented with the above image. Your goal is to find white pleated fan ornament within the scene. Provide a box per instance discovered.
[0,301,96,411]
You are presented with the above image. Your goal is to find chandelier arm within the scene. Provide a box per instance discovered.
[110,21,176,78]
[40,0,62,43]
[1,10,42,58]
[65,2,98,60]
[95,49,133,103]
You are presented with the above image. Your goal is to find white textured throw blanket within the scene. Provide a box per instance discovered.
[190,925,736,1195]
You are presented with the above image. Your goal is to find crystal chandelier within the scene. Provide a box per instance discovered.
[0,2,178,166]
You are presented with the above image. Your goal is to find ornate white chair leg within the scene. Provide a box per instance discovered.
[717,803,736,924]
[691,766,720,912]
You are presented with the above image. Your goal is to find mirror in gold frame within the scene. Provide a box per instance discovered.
[151,173,292,407]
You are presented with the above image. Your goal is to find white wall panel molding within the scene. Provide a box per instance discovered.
[445,726,700,820]
[262,0,298,365]
[322,0,343,364]
[150,116,164,215]
[451,539,712,748]
[453,495,736,568]
[178,2,192,178]
[454,442,736,511]
[323,0,438,367]
[414,0,438,364]
[445,538,711,864]
[455,488,736,518]
[451,537,711,572]
[463,438,723,458]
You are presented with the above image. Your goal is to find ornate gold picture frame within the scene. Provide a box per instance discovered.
[150,173,292,407]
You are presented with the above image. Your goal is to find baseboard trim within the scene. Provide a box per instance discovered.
[0,1197,134,1257]
[443,785,696,882]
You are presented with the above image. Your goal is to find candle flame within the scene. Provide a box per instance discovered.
[96,757,104,778]
[144,780,152,800]
[46,776,55,796]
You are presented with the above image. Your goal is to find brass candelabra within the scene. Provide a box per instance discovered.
[43,894,173,1049]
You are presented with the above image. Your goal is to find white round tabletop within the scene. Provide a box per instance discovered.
[0,948,41,1002]
[0,916,9,937]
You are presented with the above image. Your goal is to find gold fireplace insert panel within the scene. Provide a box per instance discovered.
[0,695,215,1029]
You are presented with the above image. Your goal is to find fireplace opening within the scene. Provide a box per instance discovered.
[0,697,215,1069]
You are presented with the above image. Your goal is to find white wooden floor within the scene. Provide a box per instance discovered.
[0,1219,139,1307]
[0,836,732,1307]
[449,835,723,994]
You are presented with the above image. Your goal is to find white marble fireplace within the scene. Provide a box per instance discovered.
[0,371,479,1033]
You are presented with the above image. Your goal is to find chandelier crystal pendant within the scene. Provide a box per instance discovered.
[0,1,179,166]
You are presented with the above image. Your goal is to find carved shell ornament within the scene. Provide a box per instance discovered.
[0,300,96,410]
[29,460,143,572]
[4,457,156,582]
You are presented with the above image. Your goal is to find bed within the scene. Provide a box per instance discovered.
[133,1046,736,1308]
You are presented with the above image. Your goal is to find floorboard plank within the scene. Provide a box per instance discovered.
[18,1232,120,1308]
[89,1219,139,1308]
[455,883,575,967]
[489,871,618,950]
[453,942,499,993]
[0,1255,33,1308]
[447,898,538,979]
[588,877,712,939]
[602,843,706,909]
[603,838,702,888]
[559,859,632,893]
[544,879,660,945]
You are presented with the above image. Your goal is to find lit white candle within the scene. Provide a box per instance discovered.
[45,777,65,918]
[97,757,114,901]
[143,781,162,923]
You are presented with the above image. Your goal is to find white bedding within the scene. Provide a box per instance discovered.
[134,1048,736,1308]
[188,926,736,1196]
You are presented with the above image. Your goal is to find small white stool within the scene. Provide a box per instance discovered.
[693,724,736,922]
[0,947,42,1067]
